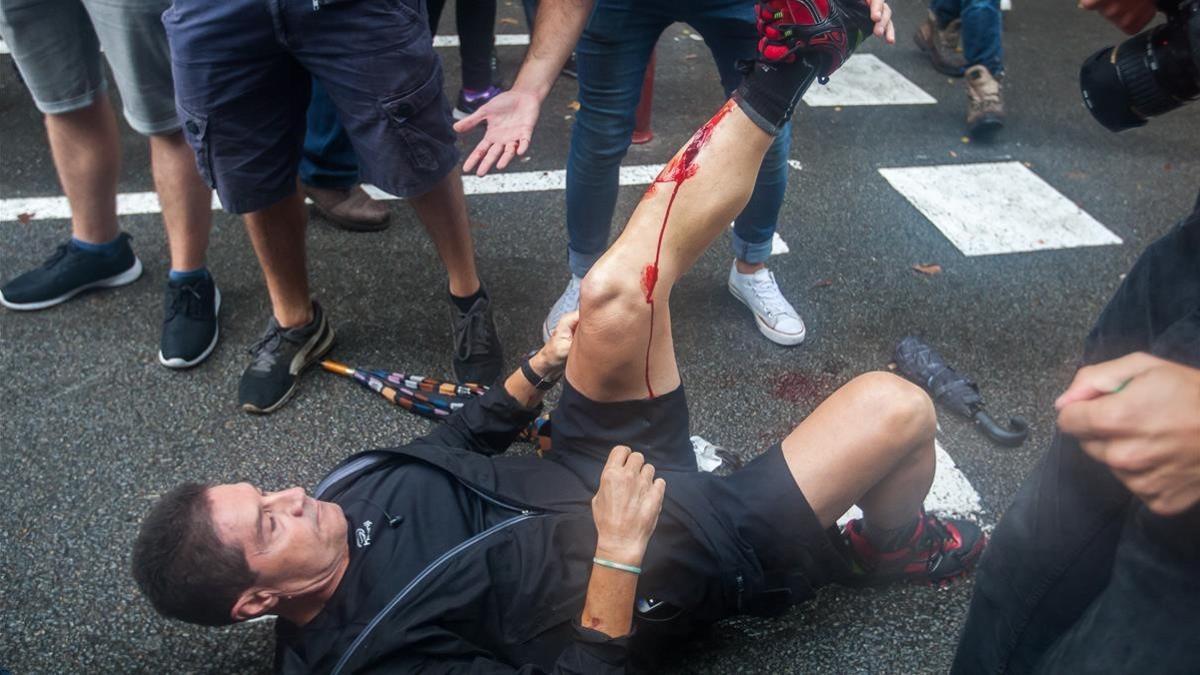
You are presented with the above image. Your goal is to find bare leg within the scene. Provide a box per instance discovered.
[567,100,773,401]
[149,132,213,271]
[44,95,121,244]
[779,372,936,530]
[244,190,312,327]
[407,168,481,297]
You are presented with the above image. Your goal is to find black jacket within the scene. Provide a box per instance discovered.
[273,386,745,675]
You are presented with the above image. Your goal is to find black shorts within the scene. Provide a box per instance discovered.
[550,382,849,627]
[164,0,458,214]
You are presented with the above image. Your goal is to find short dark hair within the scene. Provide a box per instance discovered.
[131,483,256,626]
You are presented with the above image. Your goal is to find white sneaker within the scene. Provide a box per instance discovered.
[727,261,806,346]
[542,274,583,341]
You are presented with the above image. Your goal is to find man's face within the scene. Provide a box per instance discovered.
[207,483,349,600]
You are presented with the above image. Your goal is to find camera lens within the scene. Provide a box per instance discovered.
[1079,19,1200,132]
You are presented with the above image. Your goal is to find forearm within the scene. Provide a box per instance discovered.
[579,561,638,638]
[512,0,593,100]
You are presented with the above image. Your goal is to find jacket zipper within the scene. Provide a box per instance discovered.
[330,511,540,675]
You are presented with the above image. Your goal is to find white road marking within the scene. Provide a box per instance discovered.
[838,439,985,526]
[0,34,532,55]
[1,165,664,222]
[804,54,937,107]
[879,161,1122,256]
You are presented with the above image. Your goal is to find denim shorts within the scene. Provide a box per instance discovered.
[0,0,180,134]
[163,0,459,214]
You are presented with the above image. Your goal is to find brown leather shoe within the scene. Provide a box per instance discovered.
[303,184,392,232]
[965,65,1005,140]
[914,11,966,77]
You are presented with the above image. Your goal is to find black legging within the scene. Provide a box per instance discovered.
[426,0,497,91]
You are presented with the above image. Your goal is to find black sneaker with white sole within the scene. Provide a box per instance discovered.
[450,291,503,385]
[239,300,335,414]
[0,233,143,310]
[159,274,221,369]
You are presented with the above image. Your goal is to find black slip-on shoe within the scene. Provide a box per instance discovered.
[0,233,142,311]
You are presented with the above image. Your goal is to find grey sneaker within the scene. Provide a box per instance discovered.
[913,12,966,77]
[238,301,335,414]
[542,275,583,342]
[965,65,1005,139]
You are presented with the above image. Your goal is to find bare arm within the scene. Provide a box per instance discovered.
[454,0,595,176]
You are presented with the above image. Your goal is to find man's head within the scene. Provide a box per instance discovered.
[132,482,349,625]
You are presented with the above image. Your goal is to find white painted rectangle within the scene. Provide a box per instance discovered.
[879,161,1122,256]
[838,440,984,526]
[804,54,936,107]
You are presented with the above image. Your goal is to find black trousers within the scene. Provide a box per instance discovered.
[952,196,1200,674]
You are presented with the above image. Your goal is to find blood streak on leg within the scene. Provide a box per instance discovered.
[640,100,735,398]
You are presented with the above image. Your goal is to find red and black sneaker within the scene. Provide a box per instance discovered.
[841,510,986,587]
[756,0,874,78]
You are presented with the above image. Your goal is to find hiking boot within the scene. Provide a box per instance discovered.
[303,184,391,232]
[239,301,335,414]
[453,85,504,121]
[965,65,1005,139]
[913,12,966,76]
[842,510,986,587]
[0,233,142,311]
[727,261,806,346]
[542,274,583,342]
[755,0,874,77]
[159,274,221,369]
[450,290,503,385]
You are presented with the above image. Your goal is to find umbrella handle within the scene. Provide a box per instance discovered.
[973,410,1029,447]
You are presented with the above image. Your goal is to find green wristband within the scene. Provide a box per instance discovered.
[592,557,642,575]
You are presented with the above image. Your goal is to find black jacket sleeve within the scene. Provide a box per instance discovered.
[362,624,631,675]
[417,383,543,456]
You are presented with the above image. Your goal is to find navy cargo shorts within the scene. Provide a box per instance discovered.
[162,0,459,214]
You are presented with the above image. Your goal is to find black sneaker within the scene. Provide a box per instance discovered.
[841,510,986,587]
[0,233,143,310]
[159,274,221,369]
[239,300,335,414]
[452,85,503,121]
[450,291,503,385]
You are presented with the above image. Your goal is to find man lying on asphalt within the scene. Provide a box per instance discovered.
[132,2,985,671]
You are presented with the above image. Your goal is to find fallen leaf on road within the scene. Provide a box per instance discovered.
[17,212,34,224]
[1164,163,1173,171]
[810,278,834,289]
[499,17,519,25]
[912,263,943,276]
[567,100,580,111]
[1066,171,1087,179]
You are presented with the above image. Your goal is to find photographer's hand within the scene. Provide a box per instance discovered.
[1057,353,1200,515]
[1079,0,1157,34]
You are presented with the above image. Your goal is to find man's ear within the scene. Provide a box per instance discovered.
[231,587,279,622]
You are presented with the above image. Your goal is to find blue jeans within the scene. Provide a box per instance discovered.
[930,0,1003,74]
[952,199,1200,674]
[300,78,360,190]
[564,0,792,278]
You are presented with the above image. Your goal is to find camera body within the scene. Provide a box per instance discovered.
[1079,0,1200,131]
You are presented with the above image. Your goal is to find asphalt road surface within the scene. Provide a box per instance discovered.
[2,1,1198,673]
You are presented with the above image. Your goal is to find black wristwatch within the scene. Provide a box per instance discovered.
[520,357,561,391]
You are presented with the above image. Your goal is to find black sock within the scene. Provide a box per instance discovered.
[732,55,820,136]
[450,286,487,313]
[863,515,921,552]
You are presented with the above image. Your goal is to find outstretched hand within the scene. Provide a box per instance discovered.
[592,446,666,566]
[1056,353,1200,515]
[453,89,542,177]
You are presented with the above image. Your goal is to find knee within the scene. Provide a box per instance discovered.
[578,259,645,333]
[846,372,936,443]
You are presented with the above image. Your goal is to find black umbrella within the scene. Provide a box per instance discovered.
[894,336,1029,447]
